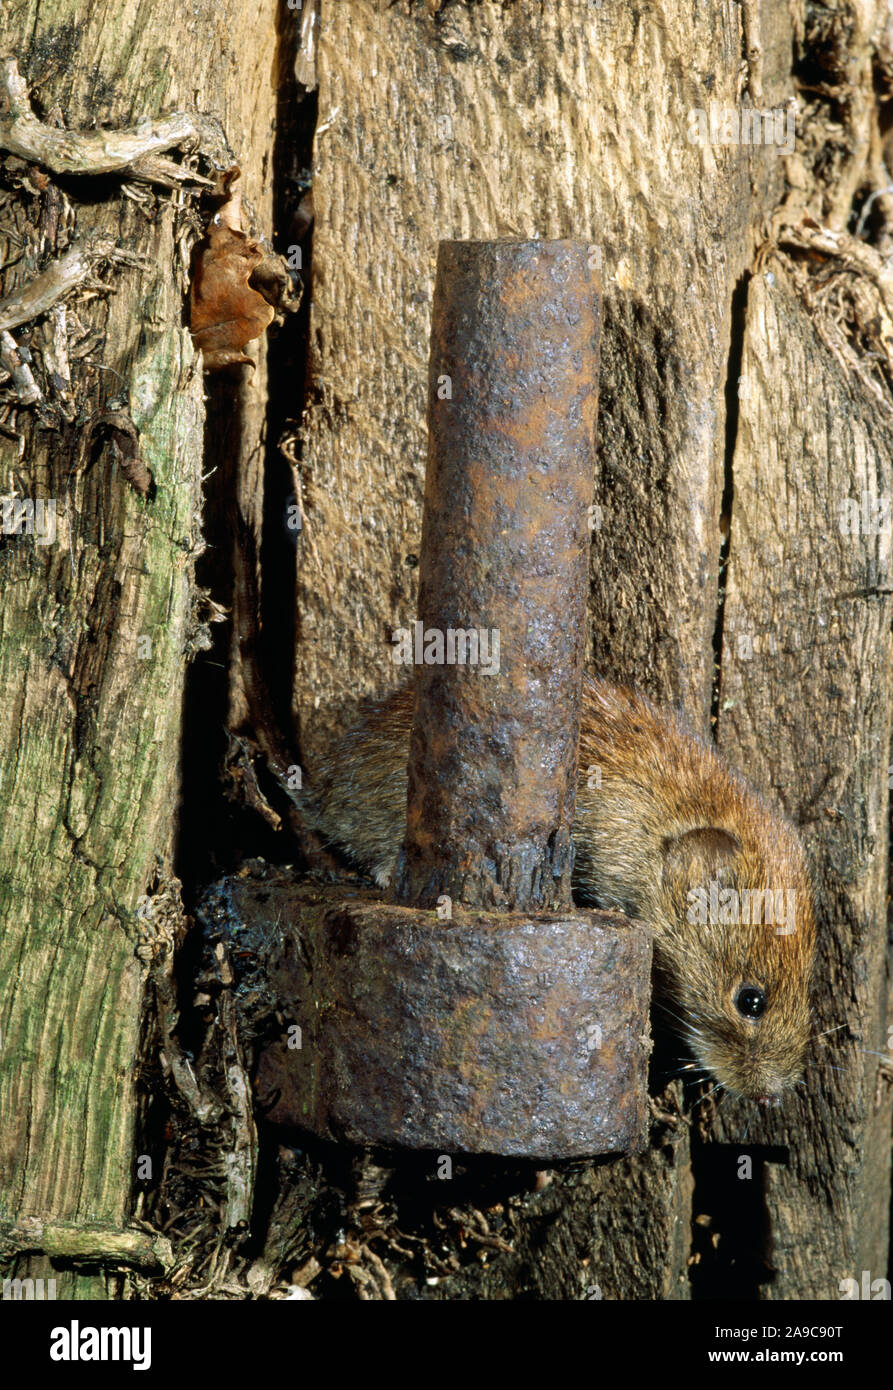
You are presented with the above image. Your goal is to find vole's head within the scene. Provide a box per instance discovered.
[657,820,816,1103]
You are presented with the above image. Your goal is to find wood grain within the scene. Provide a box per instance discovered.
[712,265,893,1298]
[296,0,787,762]
[0,0,278,1295]
[293,0,801,1300]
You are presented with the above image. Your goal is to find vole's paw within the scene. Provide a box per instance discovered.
[373,863,393,889]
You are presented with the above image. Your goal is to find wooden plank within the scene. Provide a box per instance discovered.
[0,0,279,1296]
[296,0,786,757]
[294,0,796,1299]
[711,264,893,1298]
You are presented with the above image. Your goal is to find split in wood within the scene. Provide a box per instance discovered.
[140,881,257,1238]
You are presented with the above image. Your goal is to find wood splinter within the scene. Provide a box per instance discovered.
[0,328,40,404]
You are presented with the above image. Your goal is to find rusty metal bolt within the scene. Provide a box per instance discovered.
[253,240,651,1157]
[392,239,601,912]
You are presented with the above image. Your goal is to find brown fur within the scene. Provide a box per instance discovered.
[308,673,816,1102]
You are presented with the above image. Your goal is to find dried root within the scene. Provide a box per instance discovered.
[0,57,220,187]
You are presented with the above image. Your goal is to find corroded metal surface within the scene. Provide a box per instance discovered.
[250,886,652,1159]
[236,241,649,1159]
[392,239,602,912]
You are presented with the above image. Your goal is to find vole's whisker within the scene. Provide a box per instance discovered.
[656,1012,704,1047]
[653,1002,694,1030]
[811,1032,892,1065]
[695,1080,725,1106]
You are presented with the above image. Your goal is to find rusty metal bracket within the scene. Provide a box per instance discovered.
[257,890,651,1157]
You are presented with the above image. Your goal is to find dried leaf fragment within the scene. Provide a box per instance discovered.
[190,170,276,371]
[190,166,300,369]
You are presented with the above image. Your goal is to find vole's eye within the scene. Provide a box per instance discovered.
[735,985,767,1019]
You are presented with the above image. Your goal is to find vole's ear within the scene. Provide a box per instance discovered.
[661,826,741,887]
